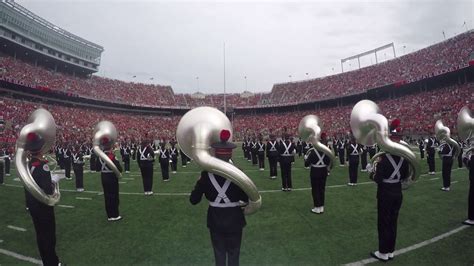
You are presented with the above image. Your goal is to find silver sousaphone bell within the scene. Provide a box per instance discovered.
[350,100,420,185]
[93,121,122,178]
[298,115,336,169]
[176,106,261,215]
[15,108,60,206]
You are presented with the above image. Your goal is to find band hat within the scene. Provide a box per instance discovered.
[389,118,402,136]
[211,130,237,154]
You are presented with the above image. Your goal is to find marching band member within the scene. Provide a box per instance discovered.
[157,141,171,181]
[96,137,123,221]
[296,138,303,157]
[88,143,97,171]
[426,136,437,175]
[62,144,72,180]
[304,133,331,214]
[457,140,464,168]
[257,136,265,171]
[169,140,179,174]
[72,145,85,192]
[370,119,409,262]
[137,139,155,195]
[462,147,474,225]
[120,142,131,173]
[1,145,11,176]
[418,138,425,159]
[250,137,258,166]
[25,137,61,265]
[266,134,279,179]
[439,139,455,191]
[368,144,377,160]
[346,136,363,186]
[245,137,252,162]
[0,154,4,184]
[337,138,346,166]
[360,145,368,172]
[302,140,312,155]
[180,149,188,167]
[190,129,249,266]
[278,133,296,191]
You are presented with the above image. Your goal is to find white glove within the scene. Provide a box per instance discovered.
[51,173,65,184]
[366,163,374,173]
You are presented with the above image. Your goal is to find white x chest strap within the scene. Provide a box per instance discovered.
[208,173,240,208]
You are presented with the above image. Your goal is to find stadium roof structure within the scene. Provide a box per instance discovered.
[0,0,104,75]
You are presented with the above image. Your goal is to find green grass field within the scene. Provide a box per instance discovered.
[0,146,473,265]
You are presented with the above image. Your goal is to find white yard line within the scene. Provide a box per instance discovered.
[76,197,93,200]
[7,225,26,232]
[0,248,42,265]
[58,205,75,208]
[345,225,470,265]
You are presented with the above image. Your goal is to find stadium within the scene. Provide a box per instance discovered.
[0,0,473,265]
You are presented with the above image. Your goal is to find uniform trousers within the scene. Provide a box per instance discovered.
[73,166,84,189]
[251,152,258,165]
[29,206,59,266]
[4,158,10,174]
[280,160,292,189]
[258,153,265,169]
[171,158,178,171]
[64,161,71,178]
[377,186,402,254]
[427,154,435,172]
[124,159,130,172]
[338,150,345,165]
[468,176,474,220]
[419,148,424,159]
[348,156,359,183]
[0,162,4,184]
[160,162,170,180]
[140,166,154,192]
[101,174,120,218]
[90,156,96,171]
[310,168,328,207]
[268,156,278,177]
[442,157,453,188]
[361,153,368,170]
[210,230,243,266]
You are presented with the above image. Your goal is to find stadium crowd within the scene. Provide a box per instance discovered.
[0,31,472,108]
[261,31,474,105]
[2,83,472,145]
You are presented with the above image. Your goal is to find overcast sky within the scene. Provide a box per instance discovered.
[17,0,473,94]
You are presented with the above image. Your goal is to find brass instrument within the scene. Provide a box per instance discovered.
[298,115,336,169]
[457,106,473,167]
[92,121,122,178]
[435,120,461,159]
[350,100,420,184]
[15,109,60,206]
[176,106,261,215]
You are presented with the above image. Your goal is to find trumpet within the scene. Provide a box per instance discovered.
[350,100,420,184]
[15,109,60,206]
[176,106,261,215]
[298,115,336,169]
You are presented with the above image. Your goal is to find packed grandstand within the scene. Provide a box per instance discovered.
[0,0,473,146]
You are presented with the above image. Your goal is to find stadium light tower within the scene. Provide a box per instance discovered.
[244,76,247,91]
[196,76,199,91]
